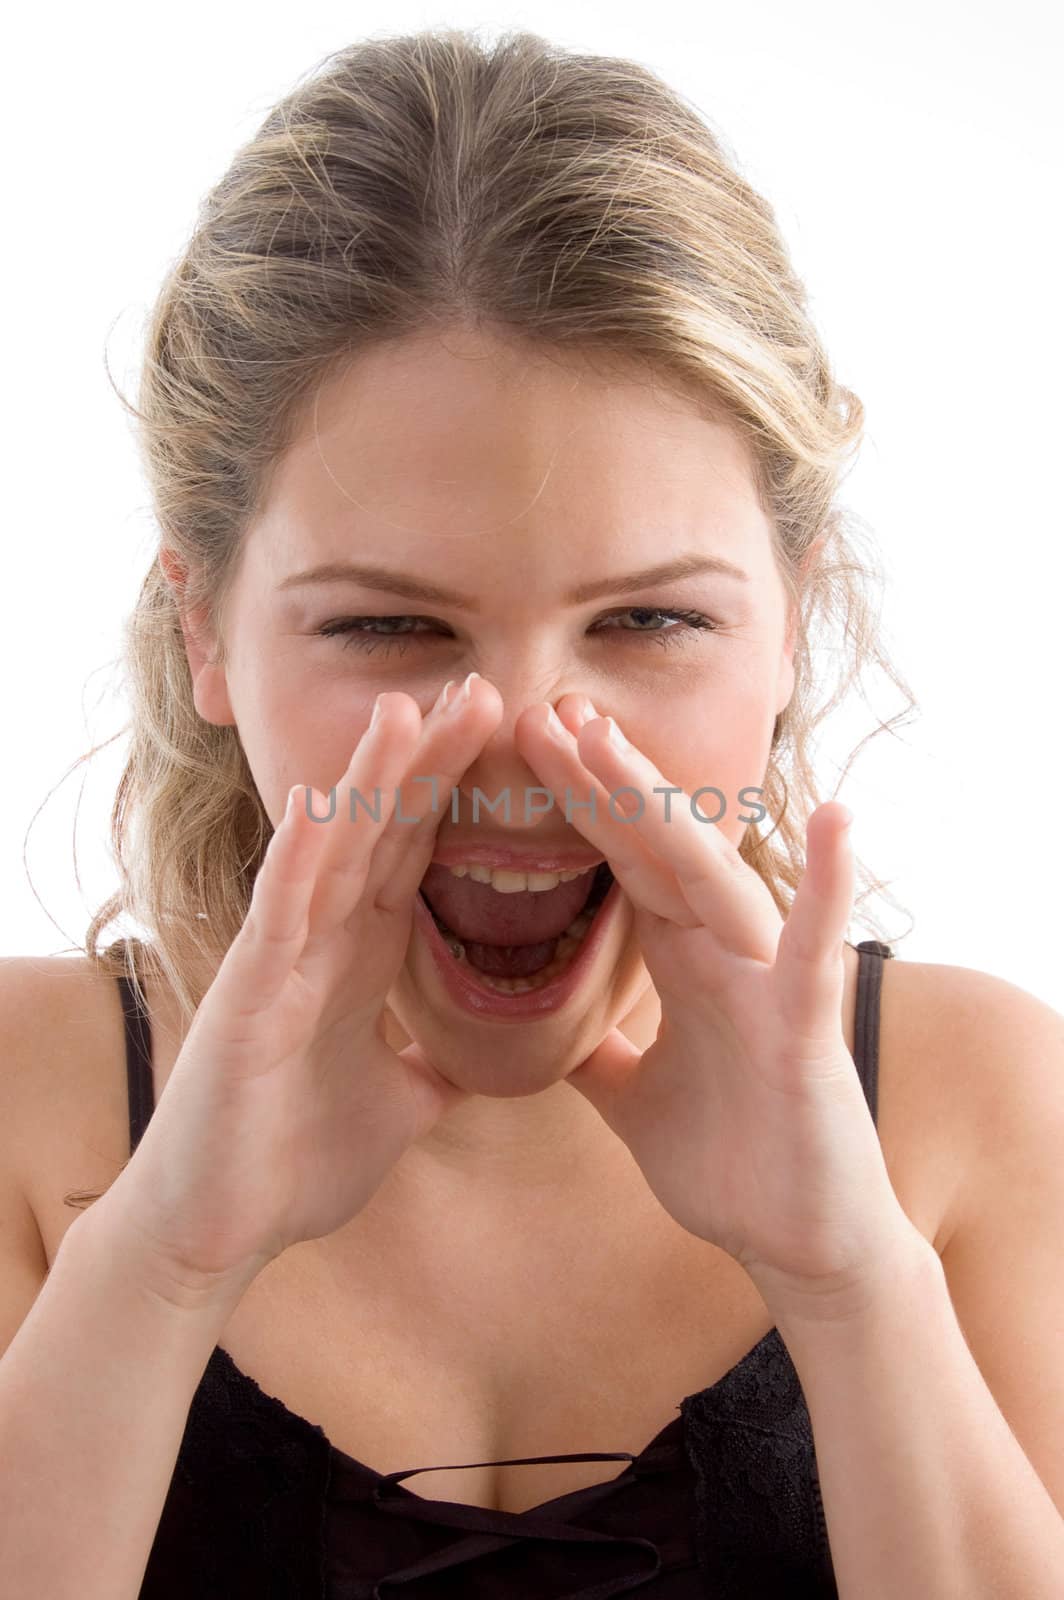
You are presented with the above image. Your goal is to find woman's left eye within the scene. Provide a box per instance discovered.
[315,607,720,658]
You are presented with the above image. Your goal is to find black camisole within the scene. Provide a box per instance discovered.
[117,939,893,1598]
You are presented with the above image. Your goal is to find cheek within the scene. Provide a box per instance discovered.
[232,669,380,813]
[632,693,773,845]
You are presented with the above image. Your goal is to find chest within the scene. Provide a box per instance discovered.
[210,1024,947,1522]
[214,1214,782,1514]
[33,951,959,1516]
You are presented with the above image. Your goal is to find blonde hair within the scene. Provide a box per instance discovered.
[66,26,914,1173]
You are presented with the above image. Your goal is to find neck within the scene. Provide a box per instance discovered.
[381,980,663,1201]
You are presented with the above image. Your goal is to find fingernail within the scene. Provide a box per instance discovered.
[545,706,567,740]
[575,698,597,727]
[449,670,480,709]
[606,716,628,751]
[432,679,456,714]
[369,693,385,731]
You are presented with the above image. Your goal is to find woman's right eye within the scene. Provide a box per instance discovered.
[315,616,442,657]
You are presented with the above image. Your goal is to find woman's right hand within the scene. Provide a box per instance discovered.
[100,675,501,1310]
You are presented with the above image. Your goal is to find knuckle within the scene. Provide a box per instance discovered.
[719,841,746,873]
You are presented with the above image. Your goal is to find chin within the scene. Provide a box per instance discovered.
[404,1014,597,1098]
[386,925,650,1094]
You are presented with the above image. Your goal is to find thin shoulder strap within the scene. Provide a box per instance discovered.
[113,941,891,1154]
[115,944,155,1158]
[852,938,893,1126]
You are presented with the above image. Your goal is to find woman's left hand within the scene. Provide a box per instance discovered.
[517,694,924,1329]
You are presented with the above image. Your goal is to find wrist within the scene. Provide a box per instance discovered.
[750,1216,941,1344]
[70,1181,270,1321]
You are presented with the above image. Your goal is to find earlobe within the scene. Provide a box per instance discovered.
[189,655,237,728]
[159,547,237,728]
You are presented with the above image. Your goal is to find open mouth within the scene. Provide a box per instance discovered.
[417,861,616,996]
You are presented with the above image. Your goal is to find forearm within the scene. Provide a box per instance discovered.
[775,1231,1064,1598]
[0,1190,259,1600]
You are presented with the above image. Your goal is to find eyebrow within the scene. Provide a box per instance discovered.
[277,552,750,610]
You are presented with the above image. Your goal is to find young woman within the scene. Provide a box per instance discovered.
[2,25,1062,1600]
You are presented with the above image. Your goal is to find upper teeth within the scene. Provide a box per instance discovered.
[442,864,595,894]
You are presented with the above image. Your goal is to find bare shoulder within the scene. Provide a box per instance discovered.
[875,950,1064,1256]
[0,954,109,1114]
[0,954,132,1262]
[885,959,1064,1519]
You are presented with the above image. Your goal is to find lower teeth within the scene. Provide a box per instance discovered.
[437,905,598,994]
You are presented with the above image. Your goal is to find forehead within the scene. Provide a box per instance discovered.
[246,327,774,585]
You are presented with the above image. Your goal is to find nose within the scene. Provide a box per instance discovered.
[451,676,594,834]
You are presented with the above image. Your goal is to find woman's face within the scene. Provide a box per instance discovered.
[179,326,797,1098]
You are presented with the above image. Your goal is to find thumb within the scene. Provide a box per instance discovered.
[397,1041,471,1130]
[565,1026,643,1125]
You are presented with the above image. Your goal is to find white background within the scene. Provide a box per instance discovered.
[4,1,1061,1007]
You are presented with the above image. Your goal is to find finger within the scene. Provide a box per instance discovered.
[306,692,426,935]
[306,679,502,933]
[513,705,691,923]
[521,703,775,950]
[223,784,334,1021]
[774,802,855,1047]
[576,711,779,952]
[564,1026,645,1130]
[368,676,507,914]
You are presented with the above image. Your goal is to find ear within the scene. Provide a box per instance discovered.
[158,547,237,727]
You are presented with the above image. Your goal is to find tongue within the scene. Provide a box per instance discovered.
[419,863,598,977]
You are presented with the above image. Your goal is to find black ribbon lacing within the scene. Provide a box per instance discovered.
[331,1442,682,1598]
